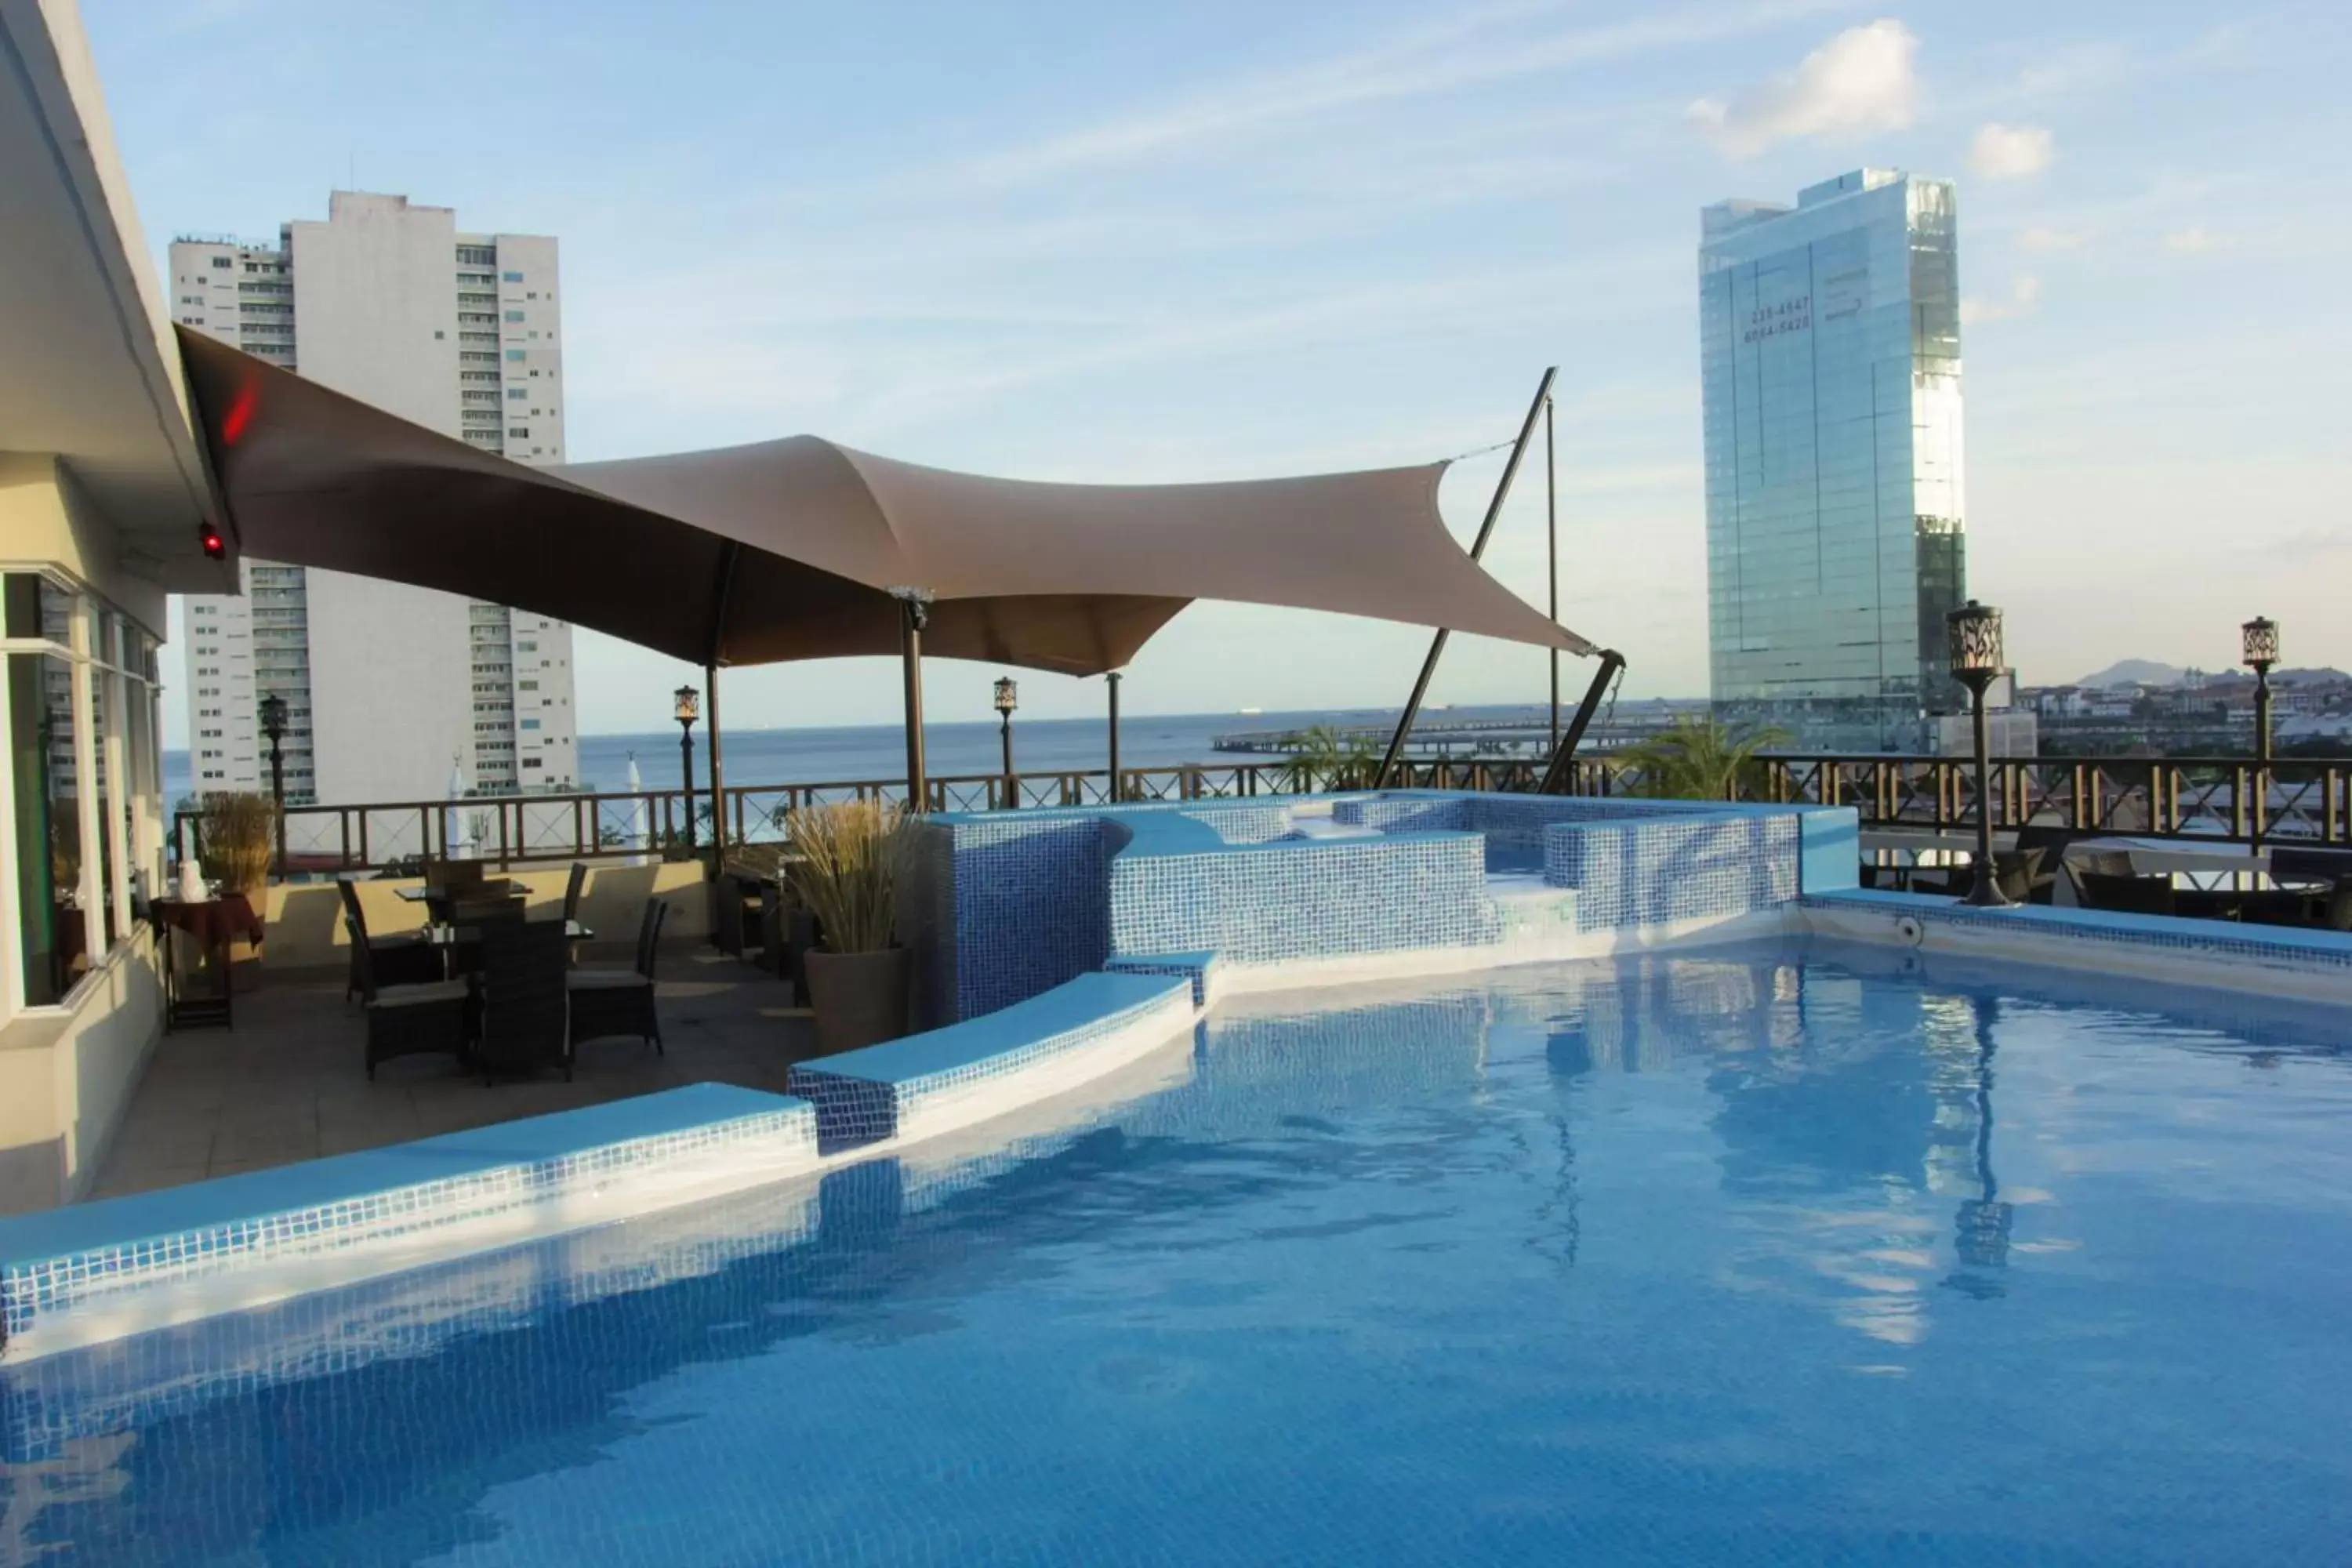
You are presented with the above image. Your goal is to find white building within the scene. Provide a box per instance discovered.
[171,192,578,806]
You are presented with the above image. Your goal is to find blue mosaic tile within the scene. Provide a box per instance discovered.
[0,1087,819,1350]
[1803,887,2352,971]
[789,973,1192,1152]
[1545,813,1799,932]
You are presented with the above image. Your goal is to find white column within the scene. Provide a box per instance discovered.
[69,599,103,972]
[102,665,132,942]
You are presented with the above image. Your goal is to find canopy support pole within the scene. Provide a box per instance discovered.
[702,541,739,861]
[704,662,724,858]
[895,590,933,811]
[1376,365,1558,789]
[1106,670,1123,803]
[1546,393,1559,751]
[1537,649,1624,795]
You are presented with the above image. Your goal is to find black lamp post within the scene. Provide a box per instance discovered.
[995,676,1019,810]
[2242,616,2279,854]
[673,684,699,850]
[1947,600,2011,907]
[258,691,288,878]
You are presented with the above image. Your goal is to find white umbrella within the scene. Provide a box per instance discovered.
[624,753,651,866]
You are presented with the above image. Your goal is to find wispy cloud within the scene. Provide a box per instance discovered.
[1961,274,2042,325]
[2016,224,2090,252]
[2164,226,2231,252]
[1688,19,1919,158]
[972,0,1835,185]
[1969,122,2055,180]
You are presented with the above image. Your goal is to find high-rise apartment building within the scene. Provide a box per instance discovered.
[172,191,578,805]
[1698,168,1967,750]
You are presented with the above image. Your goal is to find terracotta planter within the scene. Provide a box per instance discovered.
[803,946,909,1054]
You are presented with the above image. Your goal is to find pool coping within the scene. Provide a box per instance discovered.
[1801,887,2352,1002]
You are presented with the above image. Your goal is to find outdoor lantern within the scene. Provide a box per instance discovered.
[1946,600,2005,681]
[2241,616,2279,672]
[1944,599,2011,909]
[673,684,699,729]
[257,692,287,742]
[994,677,1019,715]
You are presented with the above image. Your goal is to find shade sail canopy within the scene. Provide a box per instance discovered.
[179,328,1592,675]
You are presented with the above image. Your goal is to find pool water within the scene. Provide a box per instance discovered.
[10,938,2352,1564]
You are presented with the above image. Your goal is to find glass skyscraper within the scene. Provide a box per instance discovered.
[1699,168,1966,751]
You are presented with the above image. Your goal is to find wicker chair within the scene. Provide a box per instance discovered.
[475,920,572,1083]
[2074,869,2177,917]
[569,900,667,1056]
[347,915,472,1079]
[337,877,440,1001]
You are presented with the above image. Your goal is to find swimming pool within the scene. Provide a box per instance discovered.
[9,937,2351,1563]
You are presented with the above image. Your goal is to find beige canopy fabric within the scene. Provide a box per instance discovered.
[563,440,1594,655]
[179,328,1592,677]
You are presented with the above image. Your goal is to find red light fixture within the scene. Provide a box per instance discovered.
[200,521,226,560]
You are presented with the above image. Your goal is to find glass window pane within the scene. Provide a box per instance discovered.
[9,652,79,1003]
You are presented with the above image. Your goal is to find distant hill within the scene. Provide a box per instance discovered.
[2076,659,2185,689]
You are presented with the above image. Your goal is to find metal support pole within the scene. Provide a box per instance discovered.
[1545,392,1559,751]
[1377,366,1558,787]
[1000,711,1015,810]
[705,662,725,859]
[1537,649,1624,794]
[267,737,285,877]
[2249,667,2267,860]
[896,591,931,811]
[1963,673,2010,906]
[1107,670,1123,803]
[679,727,696,849]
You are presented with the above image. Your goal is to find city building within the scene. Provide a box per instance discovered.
[1699,168,1969,750]
[172,193,578,806]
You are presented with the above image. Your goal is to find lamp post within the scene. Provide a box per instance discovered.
[2243,616,2279,854]
[673,684,699,850]
[995,676,1019,810]
[1946,600,2011,907]
[258,692,288,878]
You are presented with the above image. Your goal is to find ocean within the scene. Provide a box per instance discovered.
[162,704,1559,806]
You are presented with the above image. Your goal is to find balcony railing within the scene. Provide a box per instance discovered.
[170,753,2352,878]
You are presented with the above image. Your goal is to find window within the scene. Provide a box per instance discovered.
[508,426,529,438]
[517,641,538,653]
[503,310,524,323]
[504,350,525,361]
[456,244,495,266]
[522,757,543,769]
[521,718,541,730]
[518,680,539,691]
[503,270,524,282]
[527,292,538,300]
[210,256,230,269]
[506,387,528,400]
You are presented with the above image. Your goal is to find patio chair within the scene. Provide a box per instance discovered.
[338,877,439,1002]
[568,898,668,1056]
[347,914,472,1078]
[561,861,588,924]
[1992,846,2046,905]
[2013,824,2079,904]
[475,920,572,1083]
[2073,869,2177,917]
[2062,849,2135,906]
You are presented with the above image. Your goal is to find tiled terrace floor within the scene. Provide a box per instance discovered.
[91,947,820,1201]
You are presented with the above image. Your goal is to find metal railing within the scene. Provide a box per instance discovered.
[172,753,2345,879]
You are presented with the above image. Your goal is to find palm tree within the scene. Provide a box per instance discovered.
[1283,725,1383,792]
[1615,717,1789,801]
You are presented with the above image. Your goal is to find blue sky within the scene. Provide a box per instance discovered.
[87,1,2352,745]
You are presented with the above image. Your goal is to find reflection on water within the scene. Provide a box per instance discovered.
[9,940,2352,1564]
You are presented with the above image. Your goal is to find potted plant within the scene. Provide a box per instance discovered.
[198,790,275,905]
[785,800,912,1053]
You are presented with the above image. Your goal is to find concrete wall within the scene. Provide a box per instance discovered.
[0,931,164,1214]
[256,861,714,972]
